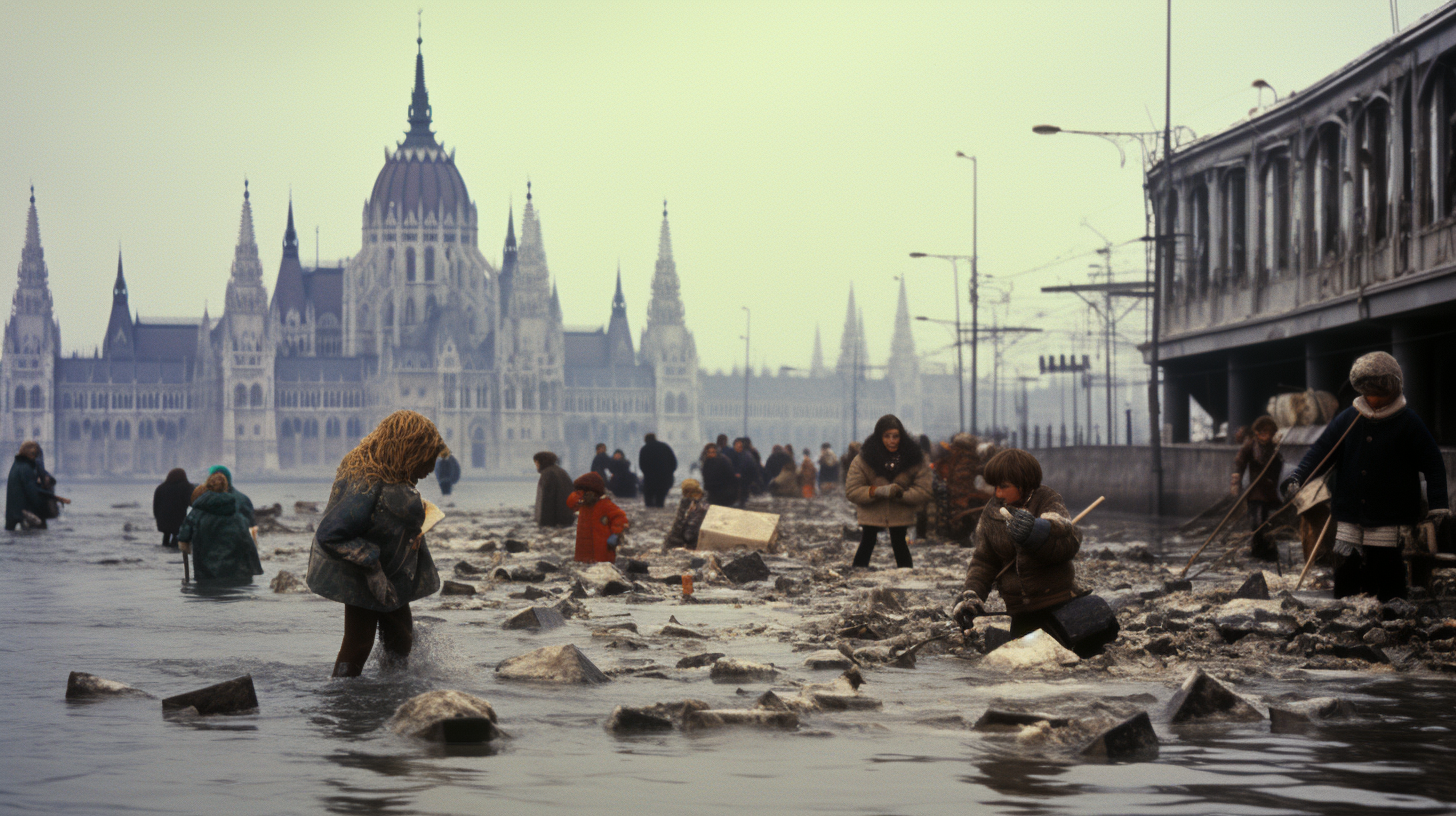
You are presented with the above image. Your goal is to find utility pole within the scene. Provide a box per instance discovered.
[1042,354,1090,444]
[978,324,1042,439]
[741,307,750,438]
[1015,375,1037,449]
[1042,280,1150,445]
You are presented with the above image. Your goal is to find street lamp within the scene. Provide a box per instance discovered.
[740,306,750,438]
[910,252,976,435]
[955,151,980,435]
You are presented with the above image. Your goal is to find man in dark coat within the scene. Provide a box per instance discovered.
[533,451,576,527]
[6,441,65,531]
[153,468,195,548]
[1283,352,1448,601]
[763,445,793,483]
[638,433,679,508]
[435,453,461,496]
[590,443,612,481]
[700,443,738,507]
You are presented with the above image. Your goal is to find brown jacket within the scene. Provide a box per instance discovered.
[962,486,1082,615]
[845,452,933,528]
[1232,438,1283,504]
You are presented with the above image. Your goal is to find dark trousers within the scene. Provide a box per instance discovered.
[161,532,178,549]
[643,485,670,508]
[1333,547,1408,602]
[1248,500,1277,559]
[335,603,414,673]
[853,525,912,568]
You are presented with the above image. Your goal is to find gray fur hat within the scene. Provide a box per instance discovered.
[1348,351,1403,397]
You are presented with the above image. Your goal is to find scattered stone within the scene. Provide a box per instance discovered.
[622,558,650,575]
[755,690,791,711]
[659,623,708,639]
[1081,712,1159,761]
[455,561,483,575]
[1382,598,1418,620]
[569,581,590,599]
[535,560,561,573]
[676,653,725,669]
[66,672,152,700]
[293,501,320,514]
[837,623,883,641]
[981,630,1080,670]
[774,576,802,595]
[476,540,498,553]
[509,567,546,583]
[254,503,283,519]
[495,644,611,684]
[662,575,686,586]
[490,568,513,582]
[688,557,707,569]
[803,650,855,670]
[387,690,500,742]
[682,709,798,731]
[1233,572,1270,600]
[709,658,778,682]
[441,580,477,596]
[973,709,1071,730]
[605,705,675,732]
[508,586,553,601]
[720,552,772,585]
[503,606,567,631]
[1163,579,1193,594]
[269,570,308,593]
[555,598,588,619]
[504,539,530,553]
[161,675,259,716]
[1165,669,1263,723]
[1317,642,1390,663]
[1214,599,1297,642]
[600,580,633,597]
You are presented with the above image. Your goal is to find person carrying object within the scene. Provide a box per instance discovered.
[1232,415,1283,562]
[664,478,710,551]
[176,473,262,583]
[951,449,1088,640]
[1280,352,1448,602]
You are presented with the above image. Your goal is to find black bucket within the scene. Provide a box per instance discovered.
[1047,594,1120,658]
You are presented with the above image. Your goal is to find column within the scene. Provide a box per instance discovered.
[1227,353,1253,443]
[1304,335,1344,396]
[1165,370,1191,443]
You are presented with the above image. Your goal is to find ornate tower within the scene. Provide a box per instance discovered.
[810,324,825,378]
[605,265,635,367]
[835,285,868,378]
[496,182,564,468]
[270,198,313,356]
[888,277,920,425]
[102,251,135,358]
[639,201,701,446]
[499,207,516,319]
[220,182,278,472]
[2,187,60,453]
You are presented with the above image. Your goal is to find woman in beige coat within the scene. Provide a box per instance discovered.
[846,414,934,567]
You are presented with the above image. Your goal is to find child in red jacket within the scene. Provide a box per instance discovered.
[567,472,629,563]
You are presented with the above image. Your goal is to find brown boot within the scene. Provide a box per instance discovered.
[331,661,363,678]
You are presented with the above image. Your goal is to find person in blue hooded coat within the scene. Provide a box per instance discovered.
[175,472,263,583]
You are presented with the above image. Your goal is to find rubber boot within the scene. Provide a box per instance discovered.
[331,661,363,678]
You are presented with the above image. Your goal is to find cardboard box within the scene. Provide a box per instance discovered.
[696,505,781,552]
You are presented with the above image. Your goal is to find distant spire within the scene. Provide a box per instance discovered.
[810,324,825,377]
[646,201,684,327]
[550,279,562,321]
[227,181,265,303]
[402,20,435,147]
[526,179,532,202]
[612,263,626,316]
[104,248,134,357]
[283,195,299,259]
[890,276,918,372]
[113,250,127,300]
[505,205,516,249]
[512,180,551,316]
[836,285,860,377]
[606,263,634,366]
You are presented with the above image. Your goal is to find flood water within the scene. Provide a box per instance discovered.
[4,479,1456,815]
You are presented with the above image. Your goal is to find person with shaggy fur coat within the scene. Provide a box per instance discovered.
[533,451,576,527]
[845,414,934,568]
[1283,352,1448,601]
[952,449,1085,638]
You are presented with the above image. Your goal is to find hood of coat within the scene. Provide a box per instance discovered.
[858,429,924,479]
[192,490,239,516]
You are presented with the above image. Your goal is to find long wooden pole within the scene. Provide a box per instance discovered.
[1179,441,1284,577]
[1295,513,1335,591]
[992,495,1105,582]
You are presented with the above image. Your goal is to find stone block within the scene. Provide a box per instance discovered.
[1233,572,1270,600]
[682,709,798,731]
[1080,711,1159,761]
[387,690,499,742]
[720,552,771,585]
[606,705,675,732]
[495,644,611,684]
[981,630,1080,670]
[676,653,725,669]
[503,606,567,631]
[697,506,781,552]
[440,580,476,596]
[973,709,1071,730]
[161,675,258,716]
[1165,669,1263,723]
[709,658,778,682]
[803,650,855,670]
[504,539,530,553]
[66,672,151,700]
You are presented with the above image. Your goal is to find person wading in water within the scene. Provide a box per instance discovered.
[307,410,448,678]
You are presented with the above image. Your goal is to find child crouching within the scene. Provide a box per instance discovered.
[952,449,1084,639]
[567,471,629,563]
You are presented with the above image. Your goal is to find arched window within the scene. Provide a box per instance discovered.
[304,419,319,438]
[347,417,363,438]
[387,247,395,280]
[1260,152,1291,277]
[29,386,42,410]
[406,247,416,282]
[1304,122,1344,260]
[235,384,248,408]
[250,384,264,407]
[68,421,80,440]
[14,387,25,409]
[1356,99,1390,246]
[424,246,435,281]
[325,417,340,437]
[1220,168,1246,285]
[115,420,130,440]
[383,300,394,327]
[1187,180,1210,295]
[471,426,486,468]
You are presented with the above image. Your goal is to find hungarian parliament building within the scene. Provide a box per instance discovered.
[2,40,942,478]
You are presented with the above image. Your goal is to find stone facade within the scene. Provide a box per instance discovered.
[3,38,954,479]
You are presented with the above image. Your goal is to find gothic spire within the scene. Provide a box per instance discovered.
[505,205,516,250]
[612,263,627,317]
[11,186,54,319]
[890,276,917,365]
[231,180,261,283]
[605,263,634,367]
[511,181,550,316]
[104,249,134,357]
[646,201,685,327]
[402,22,435,147]
[550,279,562,322]
[113,250,128,302]
[836,285,860,377]
[283,195,299,260]
[810,324,825,378]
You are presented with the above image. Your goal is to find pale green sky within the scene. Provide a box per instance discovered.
[2,0,1445,376]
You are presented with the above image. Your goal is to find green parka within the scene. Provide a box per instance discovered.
[176,491,264,582]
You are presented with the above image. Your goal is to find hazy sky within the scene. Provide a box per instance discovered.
[3,0,1444,378]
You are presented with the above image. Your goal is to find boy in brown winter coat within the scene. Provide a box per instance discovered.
[1232,414,1283,561]
[952,449,1084,638]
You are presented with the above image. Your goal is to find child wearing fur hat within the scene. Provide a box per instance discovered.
[568,471,630,563]
[1283,352,1449,601]
[663,478,710,551]
[1232,415,1283,561]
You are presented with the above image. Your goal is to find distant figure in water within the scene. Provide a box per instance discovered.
[207,464,256,532]
[5,441,69,531]
[176,473,263,583]
[307,410,447,678]
[153,468,196,549]
[435,453,461,496]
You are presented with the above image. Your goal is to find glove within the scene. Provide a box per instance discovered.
[366,566,399,608]
[951,590,984,630]
[1005,507,1036,544]
[1279,476,1301,503]
[178,540,192,555]
[606,534,620,549]
[1229,475,1242,497]
[873,484,903,499]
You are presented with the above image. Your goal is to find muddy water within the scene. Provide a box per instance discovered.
[4,479,1456,815]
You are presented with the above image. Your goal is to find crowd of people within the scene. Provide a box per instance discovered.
[2,351,1440,680]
